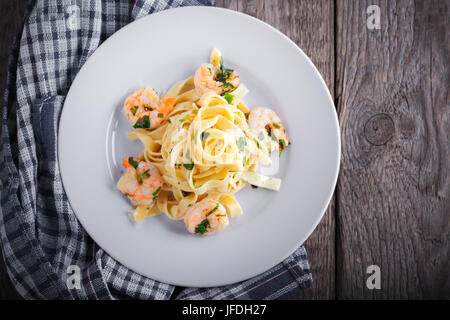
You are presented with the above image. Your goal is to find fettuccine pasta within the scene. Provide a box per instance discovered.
[117,49,290,235]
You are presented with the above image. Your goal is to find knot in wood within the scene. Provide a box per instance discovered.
[364,113,395,146]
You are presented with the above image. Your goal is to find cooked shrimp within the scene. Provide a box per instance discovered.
[117,157,163,206]
[184,198,229,235]
[123,87,175,130]
[194,63,239,96]
[248,106,290,153]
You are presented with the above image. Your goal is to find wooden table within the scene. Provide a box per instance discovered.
[0,0,448,300]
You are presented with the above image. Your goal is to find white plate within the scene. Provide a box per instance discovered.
[58,6,340,287]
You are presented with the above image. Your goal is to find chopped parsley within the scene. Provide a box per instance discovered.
[215,56,235,92]
[245,112,249,120]
[237,136,247,152]
[128,157,140,169]
[205,203,220,217]
[144,106,153,111]
[279,139,287,157]
[157,112,164,118]
[133,115,150,129]
[137,170,150,183]
[183,163,194,170]
[201,131,210,141]
[220,81,235,89]
[272,122,281,129]
[254,138,261,149]
[195,219,210,234]
[152,186,161,197]
[218,69,233,81]
[130,105,139,115]
[167,118,172,124]
[179,119,186,123]
[223,93,234,104]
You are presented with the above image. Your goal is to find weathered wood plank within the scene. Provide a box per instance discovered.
[216,0,336,300]
[0,0,28,300]
[336,0,449,299]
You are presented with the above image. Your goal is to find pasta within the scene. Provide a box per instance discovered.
[117,49,290,235]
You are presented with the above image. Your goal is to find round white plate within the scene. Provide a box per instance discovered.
[58,6,340,287]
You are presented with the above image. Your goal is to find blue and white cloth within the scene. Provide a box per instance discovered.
[0,0,312,299]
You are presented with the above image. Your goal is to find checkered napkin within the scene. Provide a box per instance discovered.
[0,0,312,300]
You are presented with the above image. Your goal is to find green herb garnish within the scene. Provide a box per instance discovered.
[130,106,139,115]
[157,113,164,118]
[179,119,186,123]
[137,170,150,183]
[216,69,233,83]
[223,93,234,104]
[272,122,281,129]
[279,139,286,157]
[133,115,150,129]
[195,219,210,234]
[201,132,210,141]
[215,56,235,90]
[205,203,220,217]
[183,163,194,170]
[144,106,153,111]
[167,118,172,124]
[152,186,161,197]
[220,81,235,90]
[128,157,140,169]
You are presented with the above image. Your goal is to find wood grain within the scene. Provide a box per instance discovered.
[0,0,28,300]
[216,0,337,300]
[336,0,449,299]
